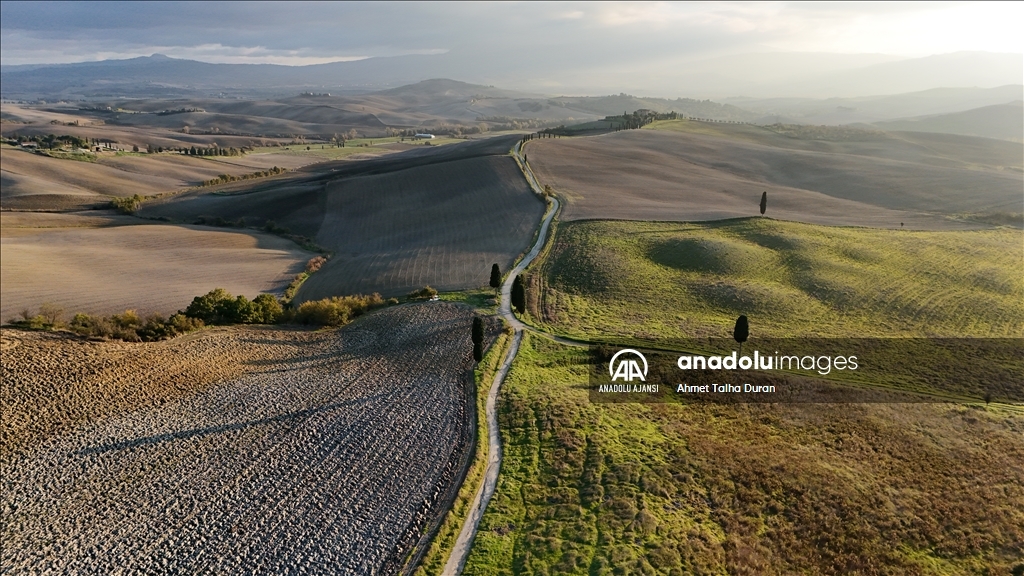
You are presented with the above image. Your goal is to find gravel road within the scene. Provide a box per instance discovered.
[441,138,560,575]
[2,303,476,575]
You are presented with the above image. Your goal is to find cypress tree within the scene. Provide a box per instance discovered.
[489,264,501,293]
[759,191,767,216]
[733,315,749,354]
[472,316,484,345]
[511,276,526,317]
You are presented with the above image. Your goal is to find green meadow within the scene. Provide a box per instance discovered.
[524,218,1023,342]
[462,333,1024,575]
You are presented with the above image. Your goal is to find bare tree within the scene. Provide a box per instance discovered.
[39,302,65,326]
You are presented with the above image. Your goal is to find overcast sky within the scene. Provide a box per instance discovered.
[1,1,1022,67]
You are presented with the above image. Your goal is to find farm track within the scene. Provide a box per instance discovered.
[441,139,560,575]
[2,303,479,575]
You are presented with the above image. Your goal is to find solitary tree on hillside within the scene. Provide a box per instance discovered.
[511,276,526,317]
[490,264,502,294]
[733,315,749,354]
[472,316,485,362]
[759,191,767,216]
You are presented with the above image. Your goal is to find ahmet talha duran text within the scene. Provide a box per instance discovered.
[675,383,776,394]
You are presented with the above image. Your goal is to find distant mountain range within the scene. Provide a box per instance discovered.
[2,51,1021,101]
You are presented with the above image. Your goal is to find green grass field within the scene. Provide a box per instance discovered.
[524,218,1023,341]
[462,333,1024,575]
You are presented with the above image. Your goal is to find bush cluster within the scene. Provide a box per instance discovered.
[181,145,248,157]
[407,286,438,301]
[68,311,204,342]
[5,303,205,342]
[4,133,90,149]
[294,293,386,327]
[183,289,283,325]
[9,285,402,343]
[263,220,290,234]
[110,194,143,214]
[305,256,327,273]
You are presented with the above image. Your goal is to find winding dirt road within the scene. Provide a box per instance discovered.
[441,140,559,575]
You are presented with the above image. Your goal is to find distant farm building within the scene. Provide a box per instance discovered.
[414,133,436,140]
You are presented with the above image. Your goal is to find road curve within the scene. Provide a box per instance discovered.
[441,141,559,575]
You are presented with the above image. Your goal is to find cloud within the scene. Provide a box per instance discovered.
[1,1,1020,68]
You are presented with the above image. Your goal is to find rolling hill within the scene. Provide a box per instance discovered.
[723,85,1024,125]
[875,101,1023,141]
[0,212,312,322]
[527,120,1022,228]
[140,135,547,299]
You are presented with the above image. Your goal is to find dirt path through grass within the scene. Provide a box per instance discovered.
[441,140,559,575]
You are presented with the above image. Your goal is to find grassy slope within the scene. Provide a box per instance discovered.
[463,333,1024,575]
[526,219,1023,340]
[463,216,1024,574]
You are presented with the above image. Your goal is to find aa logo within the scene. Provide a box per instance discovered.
[609,349,648,382]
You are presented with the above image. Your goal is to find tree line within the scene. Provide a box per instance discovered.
[5,133,89,149]
[200,166,286,187]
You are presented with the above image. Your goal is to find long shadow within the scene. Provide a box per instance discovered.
[75,392,390,456]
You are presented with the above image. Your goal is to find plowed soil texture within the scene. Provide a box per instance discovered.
[2,302,480,575]
[141,135,547,300]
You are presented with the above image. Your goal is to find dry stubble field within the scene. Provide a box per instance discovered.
[1,146,314,211]
[2,302,480,575]
[0,211,311,322]
[528,121,1022,228]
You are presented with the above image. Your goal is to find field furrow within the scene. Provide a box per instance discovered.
[1,303,479,575]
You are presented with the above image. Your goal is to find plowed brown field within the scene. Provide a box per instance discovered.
[528,123,1022,229]
[2,302,481,574]
[142,135,547,299]
[0,212,311,322]
[1,147,314,211]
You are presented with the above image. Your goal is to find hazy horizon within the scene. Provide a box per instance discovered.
[2,2,1022,99]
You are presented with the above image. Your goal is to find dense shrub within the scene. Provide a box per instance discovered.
[305,256,327,273]
[110,194,143,214]
[201,166,286,187]
[68,310,203,342]
[263,220,290,234]
[184,289,284,325]
[12,285,384,343]
[295,294,385,327]
[407,286,438,301]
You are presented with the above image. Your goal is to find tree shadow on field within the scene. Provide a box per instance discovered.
[75,392,390,456]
